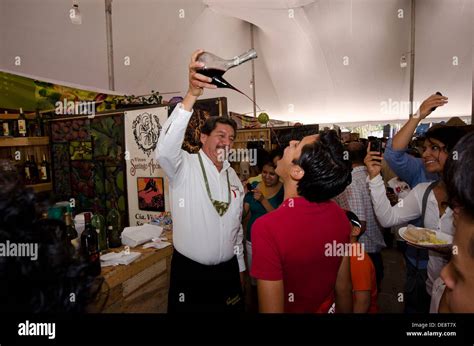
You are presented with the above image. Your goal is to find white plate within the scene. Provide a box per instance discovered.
[398,226,453,249]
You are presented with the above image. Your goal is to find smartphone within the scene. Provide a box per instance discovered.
[430,91,443,112]
[246,183,253,192]
[369,139,382,162]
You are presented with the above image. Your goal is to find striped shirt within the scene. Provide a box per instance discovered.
[343,166,386,253]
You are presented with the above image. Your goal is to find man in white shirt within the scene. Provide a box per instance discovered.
[157,50,246,312]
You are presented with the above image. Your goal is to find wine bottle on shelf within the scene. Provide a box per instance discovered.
[2,120,10,137]
[39,154,50,182]
[81,212,101,276]
[24,156,32,184]
[92,206,108,252]
[11,120,19,137]
[106,200,122,248]
[28,110,39,137]
[17,108,27,137]
[29,155,39,184]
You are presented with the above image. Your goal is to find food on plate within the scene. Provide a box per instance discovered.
[403,227,447,245]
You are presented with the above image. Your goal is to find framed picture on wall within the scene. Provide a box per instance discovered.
[137,177,165,212]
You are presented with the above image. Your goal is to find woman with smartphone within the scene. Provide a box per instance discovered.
[364,125,468,312]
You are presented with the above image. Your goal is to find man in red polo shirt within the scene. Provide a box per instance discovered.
[251,131,353,313]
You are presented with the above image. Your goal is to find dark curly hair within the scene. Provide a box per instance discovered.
[444,131,474,221]
[294,130,352,203]
[0,161,104,313]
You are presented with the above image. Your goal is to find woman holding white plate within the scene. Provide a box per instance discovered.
[364,125,469,311]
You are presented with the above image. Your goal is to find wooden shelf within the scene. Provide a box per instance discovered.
[0,136,49,147]
[0,113,37,120]
[26,182,52,193]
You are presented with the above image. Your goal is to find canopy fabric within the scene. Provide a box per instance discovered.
[0,0,471,123]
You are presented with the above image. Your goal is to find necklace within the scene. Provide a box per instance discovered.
[198,152,231,217]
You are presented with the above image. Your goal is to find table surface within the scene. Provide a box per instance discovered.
[100,230,173,289]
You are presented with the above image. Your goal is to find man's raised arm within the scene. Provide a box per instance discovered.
[156,49,217,182]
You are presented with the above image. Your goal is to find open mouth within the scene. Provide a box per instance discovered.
[424,160,437,165]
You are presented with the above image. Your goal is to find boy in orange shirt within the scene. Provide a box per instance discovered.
[346,211,379,313]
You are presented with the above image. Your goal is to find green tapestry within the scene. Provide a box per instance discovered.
[0,71,125,112]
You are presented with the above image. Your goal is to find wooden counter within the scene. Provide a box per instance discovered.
[94,230,173,313]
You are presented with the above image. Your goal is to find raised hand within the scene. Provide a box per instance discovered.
[364,142,384,179]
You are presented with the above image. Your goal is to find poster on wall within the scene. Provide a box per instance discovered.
[125,106,169,226]
[169,97,227,153]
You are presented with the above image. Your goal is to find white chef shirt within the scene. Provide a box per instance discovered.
[156,103,245,272]
[367,175,453,295]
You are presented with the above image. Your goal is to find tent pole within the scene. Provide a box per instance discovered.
[105,0,115,91]
[409,0,416,116]
[250,23,257,118]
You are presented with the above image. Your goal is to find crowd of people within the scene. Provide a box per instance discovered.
[158,50,474,313]
[0,49,473,314]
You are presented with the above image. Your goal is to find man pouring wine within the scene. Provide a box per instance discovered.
[157,50,248,312]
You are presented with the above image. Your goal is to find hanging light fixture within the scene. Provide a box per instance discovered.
[70,1,82,25]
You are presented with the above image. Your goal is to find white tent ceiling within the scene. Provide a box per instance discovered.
[0,0,472,124]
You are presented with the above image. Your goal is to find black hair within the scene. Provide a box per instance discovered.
[345,210,365,240]
[346,141,367,165]
[200,116,237,137]
[444,131,474,221]
[261,157,276,170]
[0,161,104,313]
[295,130,352,203]
[423,125,468,153]
[269,148,283,163]
[444,131,474,259]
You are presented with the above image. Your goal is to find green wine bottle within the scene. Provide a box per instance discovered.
[106,200,122,248]
[92,206,108,252]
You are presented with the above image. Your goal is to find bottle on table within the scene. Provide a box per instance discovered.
[17,108,27,137]
[106,200,122,248]
[92,206,108,252]
[81,212,101,276]
[64,209,79,247]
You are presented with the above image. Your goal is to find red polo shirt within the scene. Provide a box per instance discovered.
[251,197,351,313]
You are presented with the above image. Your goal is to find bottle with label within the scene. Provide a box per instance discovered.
[17,108,27,137]
[106,200,122,248]
[2,120,10,136]
[65,210,79,242]
[92,206,108,252]
[39,154,50,182]
[24,156,32,184]
[80,212,101,276]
